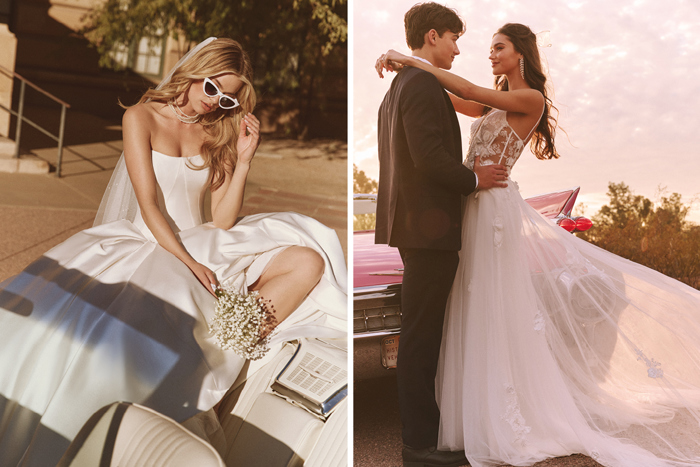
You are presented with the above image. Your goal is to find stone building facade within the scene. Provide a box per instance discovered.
[0,0,186,128]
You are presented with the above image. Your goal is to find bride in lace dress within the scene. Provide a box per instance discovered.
[0,38,346,466]
[379,23,700,467]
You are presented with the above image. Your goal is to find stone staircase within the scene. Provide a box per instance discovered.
[0,135,50,174]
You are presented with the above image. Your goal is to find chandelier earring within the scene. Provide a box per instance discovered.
[519,57,525,79]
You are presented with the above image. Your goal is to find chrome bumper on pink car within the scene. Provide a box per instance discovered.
[353,284,402,380]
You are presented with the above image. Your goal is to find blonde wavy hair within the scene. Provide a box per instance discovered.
[134,38,256,190]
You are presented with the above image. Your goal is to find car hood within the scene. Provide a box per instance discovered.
[354,231,403,288]
[354,187,582,289]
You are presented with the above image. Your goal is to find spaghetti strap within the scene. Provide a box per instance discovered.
[524,100,546,142]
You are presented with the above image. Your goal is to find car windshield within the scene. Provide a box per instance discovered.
[354,194,377,231]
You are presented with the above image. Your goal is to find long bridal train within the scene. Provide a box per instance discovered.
[437,113,700,467]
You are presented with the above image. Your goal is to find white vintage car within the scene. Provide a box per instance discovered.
[57,337,348,467]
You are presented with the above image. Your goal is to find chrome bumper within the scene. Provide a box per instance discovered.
[353,284,402,335]
[353,284,402,380]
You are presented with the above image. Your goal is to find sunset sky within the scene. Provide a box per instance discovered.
[351,0,700,223]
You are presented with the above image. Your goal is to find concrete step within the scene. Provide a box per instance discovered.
[0,135,15,155]
[0,136,51,174]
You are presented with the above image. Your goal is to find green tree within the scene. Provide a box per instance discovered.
[352,164,377,231]
[353,164,378,194]
[578,182,700,288]
[82,0,347,138]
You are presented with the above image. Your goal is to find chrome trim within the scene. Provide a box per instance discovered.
[354,330,401,339]
[354,284,402,335]
[353,283,400,295]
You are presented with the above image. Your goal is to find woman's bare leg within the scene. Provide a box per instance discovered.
[250,246,324,335]
[213,247,323,418]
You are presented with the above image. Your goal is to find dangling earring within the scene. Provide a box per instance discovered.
[519,57,525,79]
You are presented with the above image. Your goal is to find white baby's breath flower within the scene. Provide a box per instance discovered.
[209,287,276,360]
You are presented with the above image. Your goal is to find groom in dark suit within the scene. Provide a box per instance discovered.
[376,3,507,466]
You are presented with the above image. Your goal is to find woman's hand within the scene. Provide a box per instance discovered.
[210,113,258,230]
[375,49,408,78]
[236,113,261,166]
[187,261,219,296]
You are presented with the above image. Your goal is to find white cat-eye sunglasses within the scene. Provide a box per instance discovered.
[203,77,240,110]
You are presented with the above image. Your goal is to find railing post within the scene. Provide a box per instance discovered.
[13,80,25,159]
[56,104,67,177]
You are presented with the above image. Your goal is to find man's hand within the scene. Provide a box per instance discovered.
[473,155,508,189]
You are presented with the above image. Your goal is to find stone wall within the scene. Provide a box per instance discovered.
[0,23,16,137]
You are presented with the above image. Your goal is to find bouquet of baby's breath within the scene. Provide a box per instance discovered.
[209,286,276,360]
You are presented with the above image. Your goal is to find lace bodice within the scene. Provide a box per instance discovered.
[465,110,532,174]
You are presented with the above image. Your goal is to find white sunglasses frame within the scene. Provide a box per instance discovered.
[203,77,240,109]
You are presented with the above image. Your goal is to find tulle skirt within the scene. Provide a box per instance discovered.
[437,180,700,467]
[0,212,346,467]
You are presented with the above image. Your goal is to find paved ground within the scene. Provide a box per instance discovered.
[354,374,604,467]
[0,110,347,282]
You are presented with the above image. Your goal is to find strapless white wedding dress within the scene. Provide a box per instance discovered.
[437,109,700,467]
[0,151,346,467]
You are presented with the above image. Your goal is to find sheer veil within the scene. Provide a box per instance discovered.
[93,37,217,226]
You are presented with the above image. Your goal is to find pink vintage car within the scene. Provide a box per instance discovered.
[353,188,592,380]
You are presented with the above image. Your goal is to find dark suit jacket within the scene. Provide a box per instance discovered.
[376,66,477,250]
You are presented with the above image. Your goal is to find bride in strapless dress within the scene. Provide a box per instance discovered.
[0,38,346,467]
[379,23,700,467]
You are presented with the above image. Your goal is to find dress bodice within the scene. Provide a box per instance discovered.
[465,110,530,175]
[132,150,210,237]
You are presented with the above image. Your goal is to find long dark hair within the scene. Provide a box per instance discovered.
[493,23,559,160]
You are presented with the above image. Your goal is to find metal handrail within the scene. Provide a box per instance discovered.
[0,64,70,177]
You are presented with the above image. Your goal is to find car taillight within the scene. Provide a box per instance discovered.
[574,216,592,232]
[557,217,576,232]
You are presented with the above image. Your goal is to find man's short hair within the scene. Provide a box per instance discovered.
[404,2,465,50]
